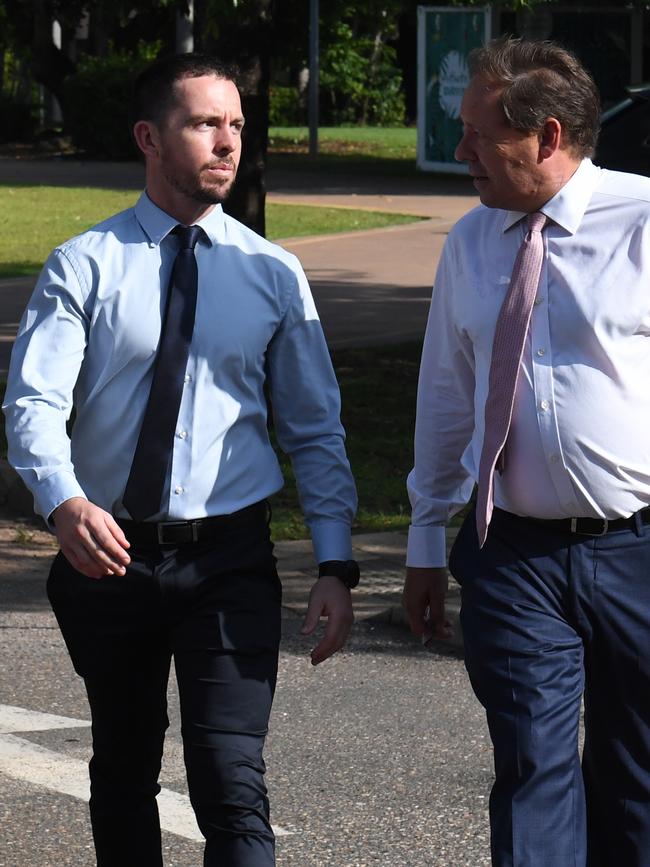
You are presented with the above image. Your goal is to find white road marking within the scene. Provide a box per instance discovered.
[0,705,293,839]
[0,704,90,734]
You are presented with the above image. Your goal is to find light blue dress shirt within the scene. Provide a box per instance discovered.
[3,193,357,563]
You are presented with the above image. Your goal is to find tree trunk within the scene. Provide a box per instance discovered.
[199,0,273,237]
[31,0,76,113]
[225,66,269,238]
[361,29,383,125]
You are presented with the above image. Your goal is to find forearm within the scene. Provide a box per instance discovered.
[406,251,477,568]
[3,248,89,522]
[268,290,357,562]
[288,439,357,562]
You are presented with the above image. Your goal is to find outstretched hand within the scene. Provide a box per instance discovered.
[53,497,131,579]
[301,575,354,666]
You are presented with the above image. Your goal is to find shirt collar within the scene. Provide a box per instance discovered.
[501,158,600,235]
[134,191,225,247]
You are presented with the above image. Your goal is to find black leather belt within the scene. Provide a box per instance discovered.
[496,506,650,537]
[117,501,267,546]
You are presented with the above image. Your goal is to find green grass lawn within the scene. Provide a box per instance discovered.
[269,126,417,160]
[266,201,419,240]
[0,184,421,279]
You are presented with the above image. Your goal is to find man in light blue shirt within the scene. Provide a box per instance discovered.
[3,53,357,867]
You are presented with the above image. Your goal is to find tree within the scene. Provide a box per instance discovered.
[194,0,273,235]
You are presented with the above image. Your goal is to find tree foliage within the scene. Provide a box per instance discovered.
[1,0,647,231]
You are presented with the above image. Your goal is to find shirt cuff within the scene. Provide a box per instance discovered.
[406,524,447,568]
[310,520,353,565]
[31,471,87,526]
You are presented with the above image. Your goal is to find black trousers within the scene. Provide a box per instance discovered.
[47,506,281,867]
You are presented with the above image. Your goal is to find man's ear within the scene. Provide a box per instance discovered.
[133,120,161,159]
[538,117,562,161]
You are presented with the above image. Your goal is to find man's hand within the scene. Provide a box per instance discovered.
[403,566,453,642]
[300,575,354,666]
[52,497,131,580]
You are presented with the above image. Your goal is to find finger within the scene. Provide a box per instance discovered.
[423,617,454,647]
[435,618,455,640]
[75,530,129,574]
[72,516,130,570]
[300,600,322,636]
[310,613,353,666]
[403,598,427,636]
[310,633,342,666]
[61,544,108,580]
[426,603,452,638]
[103,514,131,550]
[427,590,446,625]
[88,528,131,569]
[90,517,131,560]
[65,523,128,575]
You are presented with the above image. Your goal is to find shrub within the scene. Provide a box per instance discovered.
[0,93,36,142]
[320,23,405,127]
[63,53,148,159]
[269,85,305,126]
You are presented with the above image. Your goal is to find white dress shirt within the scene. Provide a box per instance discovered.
[3,193,357,563]
[407,159,650,567]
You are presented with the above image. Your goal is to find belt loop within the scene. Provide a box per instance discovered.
[633,509,644,537]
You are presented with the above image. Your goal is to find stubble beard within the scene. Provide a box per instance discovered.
[164,160,237,205]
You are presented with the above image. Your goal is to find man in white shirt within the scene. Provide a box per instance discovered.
[4,54,358,867]
[403,37,650,866]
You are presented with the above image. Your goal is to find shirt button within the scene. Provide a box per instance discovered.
[178,430,188,440]
[550,453,560,464]
[174,486,184,495]
[540,399,550,411]
[536,348,546,357]
[534,295,544,305]
[184,374,191,383]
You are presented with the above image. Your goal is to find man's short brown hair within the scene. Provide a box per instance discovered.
[131,53,240,129]
[469,37,601,159]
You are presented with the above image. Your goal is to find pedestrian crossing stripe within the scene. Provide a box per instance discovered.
[0,704,293,840]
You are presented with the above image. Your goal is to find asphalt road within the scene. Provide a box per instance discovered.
[0,528,493,867]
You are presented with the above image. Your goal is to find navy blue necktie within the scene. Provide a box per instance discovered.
[123,224,202,521]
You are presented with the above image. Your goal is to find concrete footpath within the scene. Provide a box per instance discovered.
[0,156,476,648]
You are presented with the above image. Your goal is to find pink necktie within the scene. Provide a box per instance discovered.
[475,212,548,547]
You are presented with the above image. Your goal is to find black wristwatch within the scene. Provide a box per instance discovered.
[318,559,360,589]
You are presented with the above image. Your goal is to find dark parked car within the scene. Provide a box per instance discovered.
[596,84,650,176]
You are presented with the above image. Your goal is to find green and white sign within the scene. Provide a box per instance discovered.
[417,6,491,173]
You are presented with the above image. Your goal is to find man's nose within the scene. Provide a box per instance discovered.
[454,131,471,163]
[216,126,237,154]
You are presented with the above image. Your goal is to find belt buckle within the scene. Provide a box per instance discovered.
[156,520,197,544]
[570,517,609,536]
